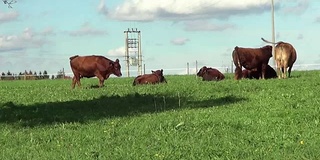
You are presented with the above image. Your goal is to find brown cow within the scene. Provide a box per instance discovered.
[69,55,122,89]
[261,38,297,78]
[197,66,225,81]
[232,45,272,80]
[242,65,277,79]
[133,69,167,86]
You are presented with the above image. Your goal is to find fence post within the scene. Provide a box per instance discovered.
[231,60,234,73]
[187,62,189,75]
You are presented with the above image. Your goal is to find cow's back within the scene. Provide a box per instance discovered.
[133,74,159,85]
[275,42,297,67]
[211,69,225,80]
[70,55,110,77]
[203,68,225,81]
[233,47,256,69]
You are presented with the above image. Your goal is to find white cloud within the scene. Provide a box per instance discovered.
[297,34,303,40]
[69,22,107,37]
[184,20,235,31]
[281,0,309,15]
[0,10,18,23]
[98,0,108,15]
[40,27,55,36]
[105,0,273,21]
[0,28,48,52]
[107,46,125,57]
[171,38,190,45]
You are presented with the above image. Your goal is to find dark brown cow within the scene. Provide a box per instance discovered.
[133,69,167,86]
[197,66,225,81]
[261,38,297,78]
[69,55,122,89]
[242,65,277,79]
[232,45,273,80]
[242,69,258,79]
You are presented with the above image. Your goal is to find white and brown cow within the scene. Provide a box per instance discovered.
[261,38,297,79]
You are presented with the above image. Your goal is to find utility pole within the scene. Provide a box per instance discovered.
[124,31,129,77]
[195,60,198,74]
[231,60,234,73]
[124,28,142,77]
[271,0,276,68]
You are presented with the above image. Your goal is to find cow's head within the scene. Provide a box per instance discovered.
[197,66,207,77]
[262,45,273,58]
[152,69,167,83]
[152,69,163,76]
[242,69,249,78]
[110,59,122,77]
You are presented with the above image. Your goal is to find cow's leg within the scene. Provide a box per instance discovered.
[261,65,267,79]
[96,75,105,87]
[276,60,282,79]
[283,61,289,79]
[280,67,284,78]
[99,79,105,87]
[234,67,242,80]
[72,77,81,88]
[72,73,81,89]
[72,77,77,89]
[77,78,81,87]
[287,65,293,78]
[76,75,81,87]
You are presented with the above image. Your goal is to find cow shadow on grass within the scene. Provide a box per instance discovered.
[0,93,247,127]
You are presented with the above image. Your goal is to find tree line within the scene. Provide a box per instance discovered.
[0,69,68,80]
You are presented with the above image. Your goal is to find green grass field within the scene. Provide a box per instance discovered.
[1,71,320,159]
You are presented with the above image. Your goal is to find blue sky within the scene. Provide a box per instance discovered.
[0,0,319,77]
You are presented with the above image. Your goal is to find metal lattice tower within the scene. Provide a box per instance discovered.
[124,28,142,77]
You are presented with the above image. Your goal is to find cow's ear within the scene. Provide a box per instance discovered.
[151,70,154,73]
[161,69,163,73]
[109,61,114,67]
[115,59,119,63]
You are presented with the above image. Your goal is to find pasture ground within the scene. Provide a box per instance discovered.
[0,71,320,159]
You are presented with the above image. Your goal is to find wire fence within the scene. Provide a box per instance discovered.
[1,64,319,80]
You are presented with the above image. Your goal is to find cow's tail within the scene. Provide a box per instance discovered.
[261,37,281,45]
[132,75,141,86]
[162,76,167,83]
[132,78,137,86]
[232,47,241,68]
[232,47,243,80]
[69,55,79,61]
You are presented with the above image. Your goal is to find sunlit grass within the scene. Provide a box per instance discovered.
[0,71,320,159]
